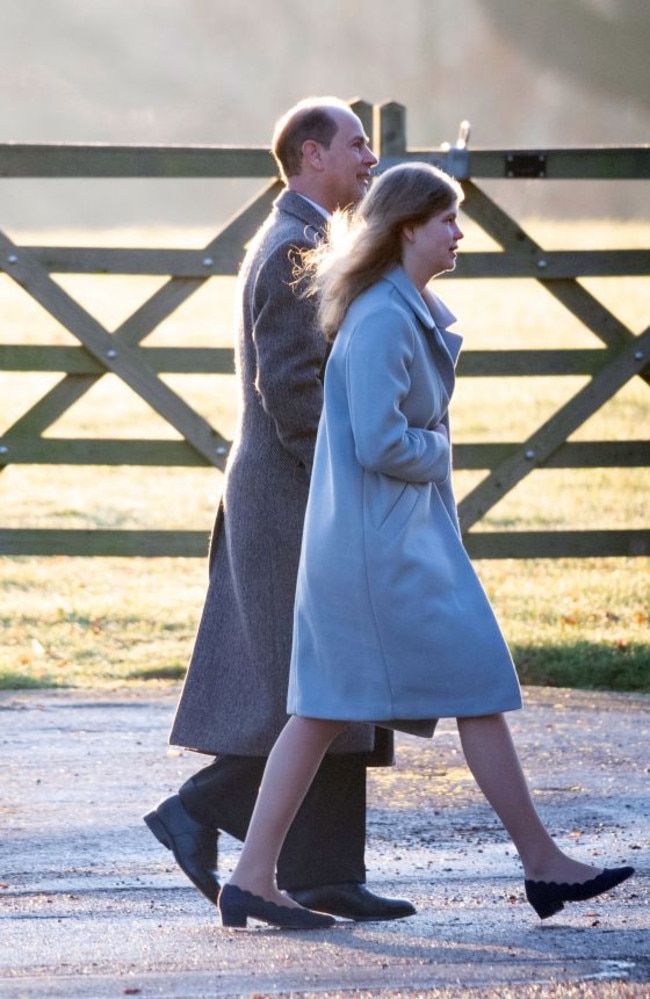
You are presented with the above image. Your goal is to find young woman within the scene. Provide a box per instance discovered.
[217,162,634,930]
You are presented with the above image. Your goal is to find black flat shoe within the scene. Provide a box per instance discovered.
[525,865,634,919]
[218,884,336,930]
[144,794,220,903]
[289,882,416,922]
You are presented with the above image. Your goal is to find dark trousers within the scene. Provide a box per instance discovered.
[178,753,367,891]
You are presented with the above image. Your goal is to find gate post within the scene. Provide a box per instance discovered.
[349,99,374,147]
[374,100,407,158]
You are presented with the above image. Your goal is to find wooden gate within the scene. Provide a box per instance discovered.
[0,101,648,558]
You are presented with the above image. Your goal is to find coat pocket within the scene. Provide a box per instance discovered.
[371,478,421,538]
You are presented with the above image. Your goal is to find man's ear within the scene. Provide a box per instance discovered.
[301,139,324,172]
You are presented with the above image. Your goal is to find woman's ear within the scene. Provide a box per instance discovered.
[401,223,416,243]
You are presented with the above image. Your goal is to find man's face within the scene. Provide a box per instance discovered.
[318,108,378,211]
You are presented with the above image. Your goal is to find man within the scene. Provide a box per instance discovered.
[144,97,415,922]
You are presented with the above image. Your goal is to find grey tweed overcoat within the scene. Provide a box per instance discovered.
[169,190,379,758]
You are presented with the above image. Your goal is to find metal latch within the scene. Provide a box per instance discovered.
[505,153,547,178]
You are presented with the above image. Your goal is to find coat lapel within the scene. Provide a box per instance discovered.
[274,189,328,245]
[383,267,463,398]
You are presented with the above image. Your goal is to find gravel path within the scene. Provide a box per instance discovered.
[1,686,647,998]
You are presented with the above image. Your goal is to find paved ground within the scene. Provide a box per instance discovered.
[0,685,647,998]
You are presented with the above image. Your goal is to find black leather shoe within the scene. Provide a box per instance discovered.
[288,882,416,921]
[144,794,220,904]
[219,884,336,930]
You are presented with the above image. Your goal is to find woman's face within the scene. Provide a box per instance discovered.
[405,201,464,283]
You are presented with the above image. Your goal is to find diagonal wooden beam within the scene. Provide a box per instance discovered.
[0,229,227,465]
[0,180,280,460]
[117,179,281,345]
[541,278,650,384]
[456,179,650,533]
[461,181,642,355]
[0,375,99,440]
[458,326,650,531]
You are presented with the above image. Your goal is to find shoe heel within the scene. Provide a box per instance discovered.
[220,909,247,928]
[533,897,565,920]
[218,888,247,928]
[525,880,565,920]
[218,883,335,930]
[144,811,172,850]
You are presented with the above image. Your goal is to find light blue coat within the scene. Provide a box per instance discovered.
[287,266,522,735]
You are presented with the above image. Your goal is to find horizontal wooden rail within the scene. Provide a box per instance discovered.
[454,250,650,280]
[1,143,648,180]
[1,345,640,378]
[0,529,212,557]
[381,147,650,180]
[0,438,647,469]
[5,246,247,277]
[0,439,217,466]
[0,145,275,178]
[0,345,235,374]
[454,441,650,470]
[464,530,649,559]
[0,527,645,559]
[3,246,647,279]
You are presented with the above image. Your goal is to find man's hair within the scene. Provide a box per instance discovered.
[271,97,351,181]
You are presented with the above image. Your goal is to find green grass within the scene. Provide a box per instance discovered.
[0,555,646,693]
[476,557,649,693]
[0,221,648,693]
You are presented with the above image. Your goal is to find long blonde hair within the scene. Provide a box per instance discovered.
[303,162,463,341]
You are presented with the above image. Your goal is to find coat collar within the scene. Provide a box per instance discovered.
[383,266,463,365]
[274,189,327,241]
[383,266,435,328]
